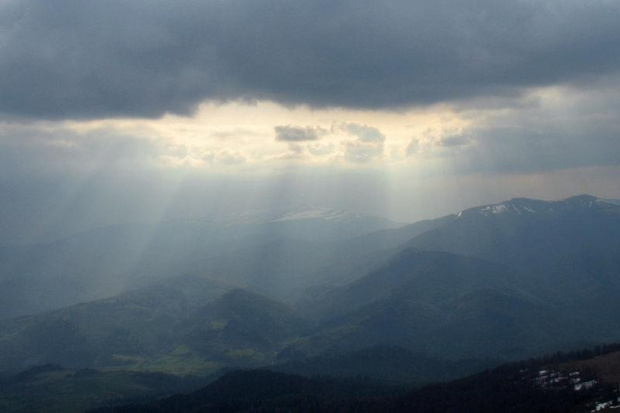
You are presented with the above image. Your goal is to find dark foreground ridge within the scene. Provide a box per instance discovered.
[93,343,620,413]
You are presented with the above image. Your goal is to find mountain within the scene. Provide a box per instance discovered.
[297,194,620,300]
[292,197,620,361]
[300,194,620,291]
[294,214,458,299]
[308,249,534,319]
[4,194,620,371]
[403,195,620,328]
[5,194,620,411]
[0,207,401,319]
[6,194,615,372]
[288,251,588,361]
[213,206,402,239]
[178,289,311,367]
[0,266,501,379]
[0,277,311,374]
[0,275,236,373]
[407,195,620,267]
[403,195,620,267]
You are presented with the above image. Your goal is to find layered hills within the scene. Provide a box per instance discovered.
[1,195,620,412]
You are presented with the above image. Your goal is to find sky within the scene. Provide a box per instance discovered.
[1,0,619,243]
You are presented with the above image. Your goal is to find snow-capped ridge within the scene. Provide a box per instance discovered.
[456,194,620,218]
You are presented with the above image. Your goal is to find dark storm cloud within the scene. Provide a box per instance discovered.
[0,124,162,175]
[436,134,473,148]
[456,124,620,174]
[0,0,619,119]
[445,102,620,174]
[274,125,324,142]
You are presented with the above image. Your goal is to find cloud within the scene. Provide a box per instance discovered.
[203,149,247,165]
[432,90,620,174]
[340,122,385,163]
[344,140,384,163]
[1,0,619,119]
[210,128,262,140]
[455,124,620,174]
[307,143,335,157]
[274,125,326,142]
[339,123,386,143]
[405,139,419,157]
[434,133,474,148]
[287,143,305,154]
[0,124,162,175]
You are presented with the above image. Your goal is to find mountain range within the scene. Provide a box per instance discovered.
[0,207,400,319]
[1,194,620,411]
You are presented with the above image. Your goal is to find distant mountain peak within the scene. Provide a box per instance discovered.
[214,206,394,226]
[268,207,361,223]
[456,194,619,218]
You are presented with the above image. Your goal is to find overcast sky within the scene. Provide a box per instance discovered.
[1,0,619,243]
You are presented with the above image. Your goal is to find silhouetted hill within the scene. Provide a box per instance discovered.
[91,369,394,413]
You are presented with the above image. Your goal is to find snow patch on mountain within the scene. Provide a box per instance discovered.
[213,206,397,227]
[597,198,620,207]
[271,209,358,222]
[456,195,620,219]
[480,204,509,215]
